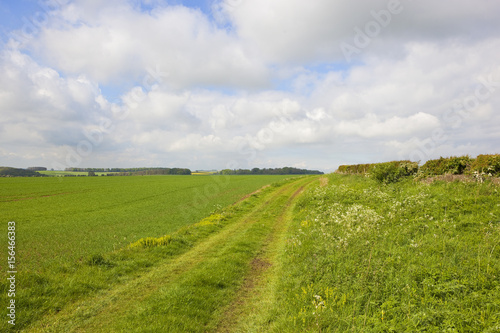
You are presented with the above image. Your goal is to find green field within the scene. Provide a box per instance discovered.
[2,173,499,331]
[0,175,294,273]
[0,175,300,330]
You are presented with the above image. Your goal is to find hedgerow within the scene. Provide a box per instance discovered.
[337,154,500,183]
[337,160,418,183]
[419,156,473,176]
[470,154,500,176]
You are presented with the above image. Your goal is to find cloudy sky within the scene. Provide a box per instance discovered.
[0,0,499,172]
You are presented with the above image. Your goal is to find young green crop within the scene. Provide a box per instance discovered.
[0,175,293,273]
[0,175,298,330]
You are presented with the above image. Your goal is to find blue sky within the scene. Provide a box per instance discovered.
[1,0,499,171]
[0,0,39,41]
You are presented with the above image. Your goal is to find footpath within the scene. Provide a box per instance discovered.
[26,176,318,332]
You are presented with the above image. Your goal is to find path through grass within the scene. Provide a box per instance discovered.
[22,176,317,332]
[7,173,497,332]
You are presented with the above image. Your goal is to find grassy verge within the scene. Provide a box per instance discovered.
[266,174,500,332]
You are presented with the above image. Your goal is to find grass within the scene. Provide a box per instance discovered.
[265,174,500,332]
[14,176,315,332]
[2,173,499,331]
[0,175,296,330]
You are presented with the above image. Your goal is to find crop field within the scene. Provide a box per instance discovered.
[0,175,294,273]
[1,172,499,332]
[0,174,300,330]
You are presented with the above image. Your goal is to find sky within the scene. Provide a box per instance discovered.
[0,0,499,172]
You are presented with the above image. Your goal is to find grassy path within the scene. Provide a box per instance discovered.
[24,176,318,332]
[216,183,307,332]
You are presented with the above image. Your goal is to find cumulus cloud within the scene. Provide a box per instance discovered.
[1,0,499,170]
[335,112,440,138]
[29,2,269,89]
[224,0,500,63]
[0,48,111,166]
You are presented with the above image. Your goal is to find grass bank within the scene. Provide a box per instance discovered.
[267,174,500,332]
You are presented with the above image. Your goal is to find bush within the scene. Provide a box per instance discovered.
[370,161,418,184]
[470,154,500,176]
[420,156,472,176]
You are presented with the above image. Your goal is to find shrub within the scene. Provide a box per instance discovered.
[370,161,418,184]
[470,154,500,176]
[420,156,472,176]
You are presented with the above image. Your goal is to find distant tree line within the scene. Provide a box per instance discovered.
[65,167,192,175]
[106,168,191,176]
[0,167,47,177]
[27,167,47,171]
[217,167,323,175]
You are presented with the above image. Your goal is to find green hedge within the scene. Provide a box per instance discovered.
[370,161,419,184]
[470,154,500,176]
[419,154,500,177]
[337,164,371,174]
[337,160,418,183]
[336,154,500,182]
[419,156,473,176]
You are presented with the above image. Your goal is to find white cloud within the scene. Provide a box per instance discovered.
[29,2,269,89]
[1,0,499,170]
[225,0,500,64]
[335,112,440,138]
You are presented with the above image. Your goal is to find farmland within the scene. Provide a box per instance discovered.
[0,174,301,330]
[2,170,500,331]
[0,175,296,272]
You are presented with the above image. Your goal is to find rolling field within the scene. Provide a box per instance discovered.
[0,174,300,330]
[2,173,499,331]
[0,175,295,272]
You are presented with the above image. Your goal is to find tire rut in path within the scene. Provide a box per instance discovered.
[216,183,312,332]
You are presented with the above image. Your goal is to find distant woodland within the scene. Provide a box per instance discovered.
[0,167,46,177]
[217,167,323,175]
[65,167,192,176]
